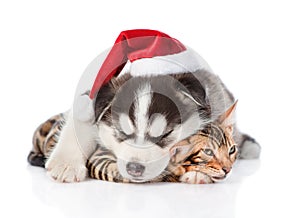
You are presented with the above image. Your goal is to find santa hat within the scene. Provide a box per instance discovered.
[89,29,211,99]
[73,29,211,121]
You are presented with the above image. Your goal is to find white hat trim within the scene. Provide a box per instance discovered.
[127,46,212,77]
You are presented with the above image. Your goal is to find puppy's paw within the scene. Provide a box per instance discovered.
[46,158,87,183]
[180,171,213,184]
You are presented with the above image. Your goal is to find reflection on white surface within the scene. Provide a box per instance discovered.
[25,160,261,218]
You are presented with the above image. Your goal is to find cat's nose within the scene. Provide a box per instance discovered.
[222,167,231,174]
[126,162,145,177]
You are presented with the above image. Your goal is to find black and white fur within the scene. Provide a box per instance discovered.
[45,70,260,182]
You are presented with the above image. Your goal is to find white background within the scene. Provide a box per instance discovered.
[1,0,299,217]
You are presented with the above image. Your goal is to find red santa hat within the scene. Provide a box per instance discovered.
[73,29,211,122]
[89,29,210,99]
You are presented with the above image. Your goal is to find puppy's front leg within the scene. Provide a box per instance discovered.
[45,110,97,182]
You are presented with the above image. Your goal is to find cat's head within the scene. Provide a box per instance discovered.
[170,102,238,183]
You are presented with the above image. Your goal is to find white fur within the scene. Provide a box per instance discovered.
[134,84,152,145]
[45,109,97,182]
[119,113,135,135]
[97,122,118,151]
[149,114,167,138]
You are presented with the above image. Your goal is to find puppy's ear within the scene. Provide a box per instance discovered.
[94,74,132,122]
[174,72,210,114]
[94,82,115,122]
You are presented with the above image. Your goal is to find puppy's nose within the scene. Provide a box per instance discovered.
[222,167,231,174]
[126,162,145,177]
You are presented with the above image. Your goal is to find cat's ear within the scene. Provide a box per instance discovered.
[217,101,238,134]
[169,141,195,163]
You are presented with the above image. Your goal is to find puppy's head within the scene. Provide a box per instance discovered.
[95,72,210,182]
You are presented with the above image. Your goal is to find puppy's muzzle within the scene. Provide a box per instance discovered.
[126,162,145,177]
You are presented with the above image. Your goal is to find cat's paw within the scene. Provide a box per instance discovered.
[104,162,120,182]
[239,138,261,159]
[45,157,87,183]
[180,171,213,184]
